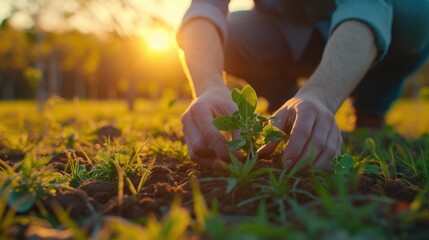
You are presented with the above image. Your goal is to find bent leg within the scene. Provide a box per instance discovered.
[351,0,429,127]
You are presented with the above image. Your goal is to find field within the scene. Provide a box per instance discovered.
[0,97,429,239]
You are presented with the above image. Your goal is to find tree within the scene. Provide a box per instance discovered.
[0,21,30,99]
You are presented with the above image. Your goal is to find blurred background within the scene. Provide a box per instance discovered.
[0,0,428,111]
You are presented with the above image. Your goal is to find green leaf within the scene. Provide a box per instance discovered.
[241,85,257,108]
[333,154,354,175]
[225,178,238,193]
[226,139,246,151]
[257,115,268,122]
[231,86,257,119]
[364,164,381,174]
[8,190,37,213]
[239,86,257,119]
[264,130,286,143]
[242,154,259,176]
[191,179,208,232]
[252,121,264,134]
[212,115,241,131]
[231,88,242,104]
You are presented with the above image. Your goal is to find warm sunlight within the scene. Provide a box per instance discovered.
[147,30,170,51]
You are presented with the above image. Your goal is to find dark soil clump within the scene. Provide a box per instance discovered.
[42,190,96,220]
[97,125,122,141]
[0,151,26,165]
[372,179,418,202]
[79,179,119,204]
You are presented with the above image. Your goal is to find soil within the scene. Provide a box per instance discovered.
[0,150,26,165]
[41,189,96,220]
[68,156,424,221]
[5,147,429,238]
[96,125,122,141]
[48,150,91,172]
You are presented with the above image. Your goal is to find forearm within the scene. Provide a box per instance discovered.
[180,19,226,98]
[297,20,378,113]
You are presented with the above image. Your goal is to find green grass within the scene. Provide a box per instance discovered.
[0,98,428,239]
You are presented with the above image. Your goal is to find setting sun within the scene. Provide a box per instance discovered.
[147,30,170,51]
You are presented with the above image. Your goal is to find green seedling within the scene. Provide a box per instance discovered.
[0,180,29,238]
[391,139,429,187]
[191,179,209,234]
[223,154,272,193]
[238,159,317,220]
[146,136,189,163]
[0,153,70,213]
[212,85,285,192]
[213,85,285,160]
[89,143,147,181]
[65,153,91,188]
[124,157,155,195]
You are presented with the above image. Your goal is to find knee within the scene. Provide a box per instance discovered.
[391,0,429,58]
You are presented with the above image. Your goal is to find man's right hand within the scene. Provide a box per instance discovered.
[181,85,238,170]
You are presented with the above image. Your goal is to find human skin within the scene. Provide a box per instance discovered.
[180,18,377,170]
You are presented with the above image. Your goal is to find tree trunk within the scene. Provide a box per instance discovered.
[127,76,136,111]
[47,52,61,97]
[75,71,86,99]
[2,74,15,100]
[35,30,46,112]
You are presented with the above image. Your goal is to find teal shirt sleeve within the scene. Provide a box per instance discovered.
[330,0,393,62]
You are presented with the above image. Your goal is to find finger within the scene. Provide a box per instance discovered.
[283,109,317,168]
[336,133,343,156]
[295,112,334,170]
[187,143,225,171]
[313,123,339,171]
[185,132,226,171]
[183,116,213,160]
[190,107,232,162]
[258,108,291,158]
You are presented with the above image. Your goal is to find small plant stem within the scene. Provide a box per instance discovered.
[114,161,124,214]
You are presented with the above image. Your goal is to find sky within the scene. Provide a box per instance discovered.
[0,0,254,36]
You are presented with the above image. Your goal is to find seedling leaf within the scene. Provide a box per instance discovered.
[232,86,257,119]
[241,85,257,111]
[333,154,354,175]
[226,139,246,151]
[225,178,238,193]
[231,88,242,104]
[8,190,37,213]
[264,129,286,143]
[212,115,241,131]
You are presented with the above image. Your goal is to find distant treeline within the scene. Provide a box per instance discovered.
[0,23,189,100]
[0,23,428,101]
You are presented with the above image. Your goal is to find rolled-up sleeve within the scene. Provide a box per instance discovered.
[176,0,230,49]
[330,0,393,61]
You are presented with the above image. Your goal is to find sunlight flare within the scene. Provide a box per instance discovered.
[147,30,170,51]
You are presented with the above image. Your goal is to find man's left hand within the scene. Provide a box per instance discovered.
[259,96,343,170]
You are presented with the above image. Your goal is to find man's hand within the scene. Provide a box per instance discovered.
[259,96,343,171]
[182,85,240,170]
[259,20,377,170]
